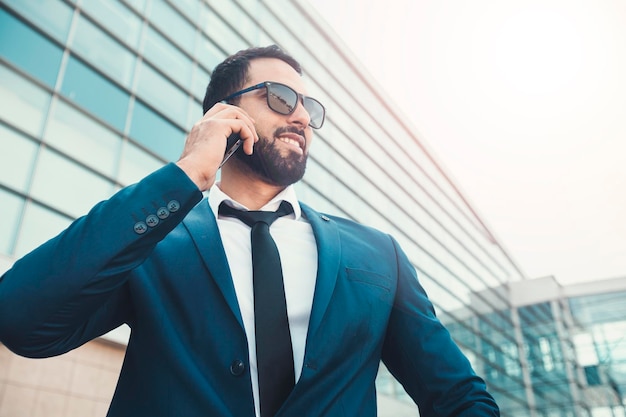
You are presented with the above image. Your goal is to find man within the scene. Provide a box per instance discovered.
[0,45,499,416]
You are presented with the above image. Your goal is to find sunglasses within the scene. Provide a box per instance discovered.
[220,81,326,129]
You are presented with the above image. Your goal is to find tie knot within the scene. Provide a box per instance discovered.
[219,200,294,228]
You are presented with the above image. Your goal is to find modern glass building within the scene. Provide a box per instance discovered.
[448,275,626,417]
[568,279,626,417]
[3,1,620,416]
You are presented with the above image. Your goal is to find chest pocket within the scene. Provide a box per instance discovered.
[345,267,393,292]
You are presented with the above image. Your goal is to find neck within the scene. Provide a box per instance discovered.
[220,165,287,210]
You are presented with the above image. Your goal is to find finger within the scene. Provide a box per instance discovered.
[201,102,258,154]
[238,125,257,156]
[216,106,257,155]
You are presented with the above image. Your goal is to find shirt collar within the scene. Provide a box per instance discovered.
[208,183,301,220]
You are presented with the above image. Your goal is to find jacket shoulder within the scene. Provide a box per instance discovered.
[299,202,392,242]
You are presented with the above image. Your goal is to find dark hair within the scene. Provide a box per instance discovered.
[202,45,302,114]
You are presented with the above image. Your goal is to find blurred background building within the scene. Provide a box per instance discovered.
[0,0,624,416]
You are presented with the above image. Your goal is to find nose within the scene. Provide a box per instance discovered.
[287,96,311,128]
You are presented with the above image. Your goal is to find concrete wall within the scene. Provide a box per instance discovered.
[0,340,124,417]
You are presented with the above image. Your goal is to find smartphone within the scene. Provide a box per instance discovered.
[219,133,242,168]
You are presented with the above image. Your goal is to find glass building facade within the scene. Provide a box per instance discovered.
[2,1,621,416]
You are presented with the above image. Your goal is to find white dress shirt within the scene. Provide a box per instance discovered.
[208,184,318,417]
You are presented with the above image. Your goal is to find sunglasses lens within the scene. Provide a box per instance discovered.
[267,83,297,115]
[267,83,325,129]
[304,98,325,129]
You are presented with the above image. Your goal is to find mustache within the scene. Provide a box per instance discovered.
[274,125,305,138]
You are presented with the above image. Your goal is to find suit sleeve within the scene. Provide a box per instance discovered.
[0,163,203,358]
[381,236,500,416]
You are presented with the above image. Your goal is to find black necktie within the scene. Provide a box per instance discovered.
[219,201,295,417]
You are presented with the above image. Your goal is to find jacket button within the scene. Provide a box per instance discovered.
[230,360,245,376]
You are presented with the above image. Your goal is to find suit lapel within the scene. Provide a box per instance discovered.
[300,203,342,340]
[182,200,245,330]
[180,200,342,339]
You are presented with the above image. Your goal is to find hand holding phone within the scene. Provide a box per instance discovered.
[219,133,242,168]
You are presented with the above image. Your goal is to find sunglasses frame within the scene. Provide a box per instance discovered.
[220,81,325,129]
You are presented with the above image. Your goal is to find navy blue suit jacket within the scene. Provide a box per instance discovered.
[0,163,499,416]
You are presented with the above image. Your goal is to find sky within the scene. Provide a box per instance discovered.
[310,0,626,284]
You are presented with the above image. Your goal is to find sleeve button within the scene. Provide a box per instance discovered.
[157,207,170,219]
[133,221,148,234]
[167,200,180,212]
[146,214,159,227]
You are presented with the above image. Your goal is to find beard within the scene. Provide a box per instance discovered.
[233,126,308,186]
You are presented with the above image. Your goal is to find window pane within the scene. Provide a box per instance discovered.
[170,0,201,26]
[187,99,202,130]
[149,1,196,55]
[129,101,185,162]
[45,100,122,177]
[192,64,210,103]
[79,0,142,49]
[14,201,71,258]
[0,189,24,256]
[206,1,259,45]
[3,0,73,43]
[0,64,51,137]
[60,56,130,131]
[0,124,38,192]
[70,15,136,88]
[199,5,247,52]
[142,26,193,90]
[135,61,188,126]
[30,149,114,218]
[195,35,224,72]
[118,141,164,186]
[0,8,64,87]
[124,0,147,15]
